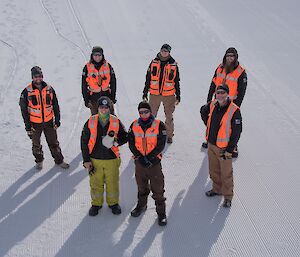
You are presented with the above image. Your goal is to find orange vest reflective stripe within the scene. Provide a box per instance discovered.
[86,61,111,94]
[212,64,245,100]
[149,60,177,96]
[132,119,162,158]
[88,114,120,158]
[206,101,239,148]
[26,83,54,123]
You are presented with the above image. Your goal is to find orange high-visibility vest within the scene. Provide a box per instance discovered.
[206,100,239,148]
[132,119,162,158]
[26,83,54,123]
[212,64,245,100]
[86,61,111,94]
[88,114,120,158]
[149,60,177,96]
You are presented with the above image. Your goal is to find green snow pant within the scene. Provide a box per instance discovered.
[90,158,121,206]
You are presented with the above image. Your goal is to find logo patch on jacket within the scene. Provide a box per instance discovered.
[235,119,241,125]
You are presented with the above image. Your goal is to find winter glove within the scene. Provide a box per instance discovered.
[26,127,35,139]
[112,99,117,104]
[175,96,180,106]
[142,93,148,102]
[83,162,95,175]
[220,150,232,160]
[53,121,60,130]
[102,131,115,149]
[138,156,153,168]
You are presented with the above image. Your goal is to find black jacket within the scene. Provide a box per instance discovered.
[143,54,181,101]
[81,57,117,106]
[207,63,247,107]
[19,81,60,131]
[200,99,242,153]
[81,117,127,162]
[128,115,167,165]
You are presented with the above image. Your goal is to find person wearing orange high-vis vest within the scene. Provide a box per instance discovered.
[203,47,247,156]
[128,101,168,226]
[81,96,127,217]
[142,44,181,144]
[19,66,69,170]
[200,84,242,208]
[82,46,117,115]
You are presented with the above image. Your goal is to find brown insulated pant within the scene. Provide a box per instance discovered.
[208,143,234,200]
[149,94,176,139]
[31,122,64,164]
[134,160,166,216]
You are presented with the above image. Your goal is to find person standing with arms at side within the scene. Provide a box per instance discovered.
[19,66,69,170]
[81,96,127,216]
[82,46,117,115]
[200,84,242,208]
[128,101,167,226]
[203,47,247,157]
[142,44,181,144]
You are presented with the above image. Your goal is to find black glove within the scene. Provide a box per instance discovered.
[26,127,35,139]
[176,95,181,102]
[138,156,153,168]
[142,93,148,101]
[112,99,117,104]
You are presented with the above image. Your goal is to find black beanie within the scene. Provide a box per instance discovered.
[217,84,229,94]
[31,66,43,78]
[161,44,171,52]
[92,46,103,55]
[225,47,238,59]
[97,96,111,108]
[138,101,152,112]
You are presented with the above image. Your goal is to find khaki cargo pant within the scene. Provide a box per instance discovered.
[149,94,176,139]
[90,158,121,206]
[208,143,234,200]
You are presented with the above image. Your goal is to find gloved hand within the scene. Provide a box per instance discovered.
[102,131,115,148]
[83,162,95,175]
[26,127,35,139]
[53,121,60,130]
[112,99,117,104]
[142,93,148,102]
[87,101,93,108]
[220,150,232,160]
[175,96,180,106]
[138,156,153,168]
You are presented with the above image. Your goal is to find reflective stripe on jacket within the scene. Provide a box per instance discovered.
[132,119,162,158]
[206,100,239,148]
[149,60,177,96]
[86,61,111,94]
[26,83,54,123]
[88,114,120,157]
[212,64,245,100]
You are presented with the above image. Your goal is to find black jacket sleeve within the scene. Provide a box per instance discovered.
[226,109,242,153]
[116,120,128,146]
[81,65,90,106]
[80,120,91,163]
[143,63,152,97]
[200,102,211,126]
[234,70,247,107]
[51,88,60,125]
[19,88,31,131]
[128,123,141,158]
[207,68,218,103]
[174,65,181,101]
[146,121,167,163]
[108,63,117,102]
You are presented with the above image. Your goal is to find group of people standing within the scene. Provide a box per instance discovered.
[19,44,246,226]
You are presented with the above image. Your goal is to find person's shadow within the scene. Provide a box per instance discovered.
[0,153,86,257]
[54,158,142,257]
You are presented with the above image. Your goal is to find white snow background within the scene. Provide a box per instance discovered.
[0,0,300,256]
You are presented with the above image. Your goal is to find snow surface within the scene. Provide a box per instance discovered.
[0,0,300,256]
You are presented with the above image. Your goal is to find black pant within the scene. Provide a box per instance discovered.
[134,161,166,216]
[31,121,64,164]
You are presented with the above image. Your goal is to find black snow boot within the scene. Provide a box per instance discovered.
[158,214,167,226]
[109,204,122,215]
[167,137,173,144]
[89,205,102,216]
[205,190,221,197]
[131,205,147,217]
[223,199,232,208]
[202,141,208,148]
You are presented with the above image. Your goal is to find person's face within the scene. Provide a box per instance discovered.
[160,48,170,58]
[32,74,43,85]
[139,108,151,119]
[215,89,228,106]
[225,53,236,66]
[92,53,103,63]
[98,105,110,114]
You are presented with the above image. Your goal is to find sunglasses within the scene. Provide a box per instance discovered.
[93,54,102,57]
[139,110,150,115]
[216,90,227,95]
